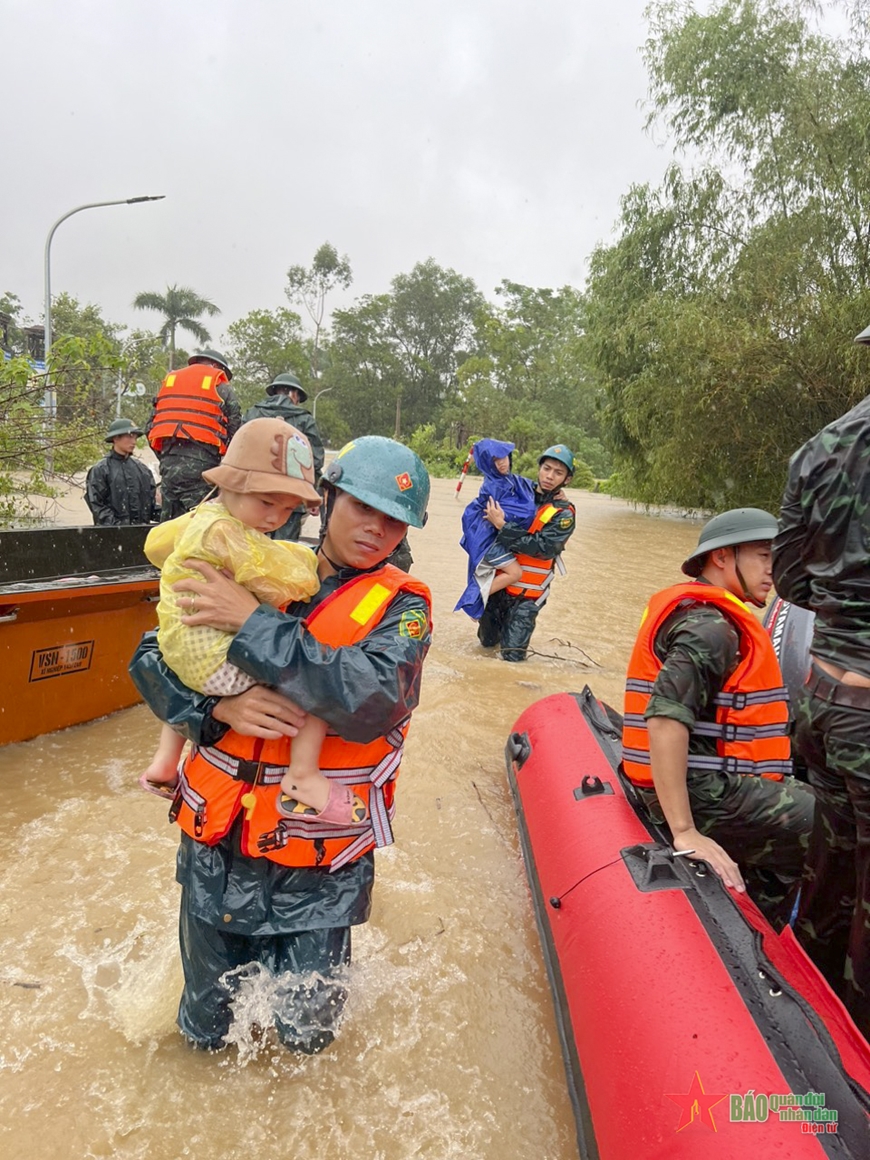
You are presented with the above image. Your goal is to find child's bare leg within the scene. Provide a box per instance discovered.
[277,715,367,825]
[487,560,522,596]
[140,722,184,794]
[279,715,330,810]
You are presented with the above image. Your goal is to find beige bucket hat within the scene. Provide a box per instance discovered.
[202,418,321,505]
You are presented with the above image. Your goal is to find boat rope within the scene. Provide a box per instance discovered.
[548,855,626,908]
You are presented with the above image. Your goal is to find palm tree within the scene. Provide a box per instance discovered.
[132,284,220,369]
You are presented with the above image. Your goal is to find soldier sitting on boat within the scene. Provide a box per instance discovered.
[621,508,815,930]
[85,418,160,526]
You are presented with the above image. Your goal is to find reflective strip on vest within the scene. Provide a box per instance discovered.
[350,583,392,625]
[621,582,792,786]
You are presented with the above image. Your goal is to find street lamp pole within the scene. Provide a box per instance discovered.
[312,386,333,420]
[43,195,165,427]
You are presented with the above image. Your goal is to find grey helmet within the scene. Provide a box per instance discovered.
[189,349,232,380]
[105,417,144,441]
[682,507,779,578]
[267,371,307,402]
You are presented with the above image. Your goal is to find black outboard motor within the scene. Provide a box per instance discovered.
[763,596,815,708]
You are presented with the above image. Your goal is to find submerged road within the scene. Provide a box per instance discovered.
[0,476,701,1160]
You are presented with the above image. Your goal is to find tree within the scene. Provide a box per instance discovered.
[582,0,870,510]
[224,307,309,411]
[132,284,220,369]
[285,242,353,379]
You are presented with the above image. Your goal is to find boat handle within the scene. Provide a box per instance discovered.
[0,609,19,623]
[141,594,160,604]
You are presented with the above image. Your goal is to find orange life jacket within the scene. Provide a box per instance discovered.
[171,565,432,872]
[621,583,792,787]
[148,364,230,454]
[505,501,571,602]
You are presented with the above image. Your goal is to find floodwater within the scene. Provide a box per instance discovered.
[0,477,702,1160]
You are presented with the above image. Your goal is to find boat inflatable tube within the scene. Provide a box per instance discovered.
[505,688,870,1158]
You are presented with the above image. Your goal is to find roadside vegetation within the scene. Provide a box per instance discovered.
[3,1,869,525]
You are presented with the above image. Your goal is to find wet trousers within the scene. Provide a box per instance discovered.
[637,768,815,930]
[157,442,221,521]
[794,671,870,1038]
[177,895,351,1053]
[477,589,541,662]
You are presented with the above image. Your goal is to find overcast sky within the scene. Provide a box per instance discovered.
[3,0,674,342]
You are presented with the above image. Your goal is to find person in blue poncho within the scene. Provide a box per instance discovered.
[455,439,538,621]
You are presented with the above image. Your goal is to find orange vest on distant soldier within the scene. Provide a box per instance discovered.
[621,583,792,787]
[170,565,432,873]
[148,364,230,454]
[506,501,568,601]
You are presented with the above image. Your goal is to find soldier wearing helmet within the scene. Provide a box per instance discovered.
[241,371,325,542]
[146,348,242,519]
[773,326,870,1036]
[621,508,814,930]
[85,417,159,525]
[477,444,577,661]
[129,435,431,1054]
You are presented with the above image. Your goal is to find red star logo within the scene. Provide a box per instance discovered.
[665,1071,727,1132]
[395,472,413,491]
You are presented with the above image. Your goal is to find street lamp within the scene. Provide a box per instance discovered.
[312,387,333,420]
[43,195,165,434]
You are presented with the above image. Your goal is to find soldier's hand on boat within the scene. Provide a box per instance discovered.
[174,559,259,632]
[484,497,506,529]
[212,686,307,739]
[673,829,746,893]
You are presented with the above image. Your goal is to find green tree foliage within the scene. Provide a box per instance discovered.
[325,259,485,439]
[132,284,220,369]
[224,307,309,411]
[286,242,353,378]
[584,0,870,510]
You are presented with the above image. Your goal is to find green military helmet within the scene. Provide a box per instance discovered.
[189,348,232,380]
[105,417,144,441]
[854,324,870,345]
[682,507,779,577]
[539,444,575,476]
[267,371,307,402]
[323,436,430,528]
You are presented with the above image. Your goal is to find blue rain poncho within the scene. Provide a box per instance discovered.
[454,439,537,620]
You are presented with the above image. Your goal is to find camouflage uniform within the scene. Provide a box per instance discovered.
[241,394,325,541]
[773,393,870,1034]
[149,381,242,521]
[634,597,814,930]
[477,488,575,662]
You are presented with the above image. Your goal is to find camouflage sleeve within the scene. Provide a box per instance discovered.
[644,605,739,729]
[772,443,817,609]
[220,384,243,443]
[496,501,575,560]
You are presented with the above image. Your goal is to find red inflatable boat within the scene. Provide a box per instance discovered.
[505,689,870,1158]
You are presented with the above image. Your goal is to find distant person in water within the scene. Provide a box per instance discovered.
[476,445,577,662]
[455,439,537,621]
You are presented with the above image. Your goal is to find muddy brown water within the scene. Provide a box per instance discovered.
[0,477,702,1160]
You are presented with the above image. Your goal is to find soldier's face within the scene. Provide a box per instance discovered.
[112,434,138,456]
[323,491,407,570]
[538,458,570,491]
[728,542,774,605]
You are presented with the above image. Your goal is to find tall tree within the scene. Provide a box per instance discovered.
[225,307,309,410]
[285,242,352,379]
[132,284,220,369]
[583,0,870,510]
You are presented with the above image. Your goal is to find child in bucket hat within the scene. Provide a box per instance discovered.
[139,418,367,827]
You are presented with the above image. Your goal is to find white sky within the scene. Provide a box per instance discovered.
[2,0,673,340]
